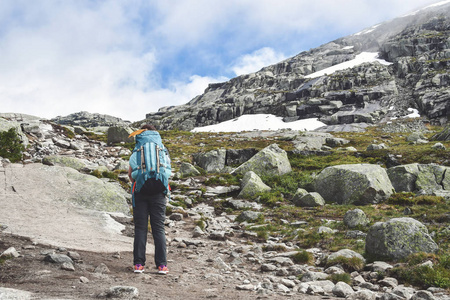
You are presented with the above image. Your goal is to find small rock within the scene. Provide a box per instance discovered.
[44,253,73,264]
[67,251,81,261]
[94,263,110,274]
[261,264,277,272]
[411,290,436,300]
[169,213,184,221]
[276,283,290,293]
[236,284,255,291]
[431,142,446,150]
[332,281,354,297]
[61,262,75,271]
[192,226,205,238]
[100,286,139,299]
[80,276,90,283]
[0,247,20,258]
[379,277,398,288]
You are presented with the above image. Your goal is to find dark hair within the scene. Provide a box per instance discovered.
[141,124,157,131]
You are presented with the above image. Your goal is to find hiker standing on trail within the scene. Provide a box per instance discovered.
[128,124,171,274]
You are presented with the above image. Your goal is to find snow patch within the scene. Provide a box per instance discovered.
[403,108,420,119]
[192,114,326,132]
[305,52,392,79]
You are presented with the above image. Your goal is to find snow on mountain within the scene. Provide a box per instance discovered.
[192,114,326,132]
[305,52,392,79]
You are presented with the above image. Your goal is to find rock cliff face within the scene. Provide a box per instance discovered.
[145,2,450,131]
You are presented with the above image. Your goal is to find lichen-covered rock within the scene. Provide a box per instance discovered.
[42,155,90,172]
[293,192,325,207]
[388,163,450,193]
[238,211,261,222]
[106,126,134,145]
[365,217,438,260]
[231,144,292,177]
[179,162,201,178]
[193,148,226,173]
[238,171,271,199]
[314,164,394,205]
[328,249,366,264]
[344,209,370,228]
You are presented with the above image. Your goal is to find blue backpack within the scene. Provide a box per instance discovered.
[129,130,171,206]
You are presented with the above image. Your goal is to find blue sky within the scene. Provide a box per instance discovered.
[0,0,441,121]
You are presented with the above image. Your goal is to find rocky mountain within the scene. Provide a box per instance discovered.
[51,111,131,128]
[145,2,450,131]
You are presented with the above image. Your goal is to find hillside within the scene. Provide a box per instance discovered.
[144,1,450,131]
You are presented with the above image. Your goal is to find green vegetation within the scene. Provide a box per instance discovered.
[0,128,25,162]
[326,256,365,272]
[328,273,352,284]
[90,169,120,180]
[292,250,314,265]
[391,252,450,289]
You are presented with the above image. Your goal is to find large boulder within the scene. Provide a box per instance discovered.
[314,164,394,205]
[388,163,450,193]
[365,218,438,260]
[107,126,134,145]
[193,149,226,173]
[225,149,258,166]
[231,144,292,177]
[194,149,227,173]
[238,171,271,199]
[293,192,325,207]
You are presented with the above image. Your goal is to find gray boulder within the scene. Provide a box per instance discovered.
[293,192,325,207]
[343,209,370,228]
[238,211,262,222]
[231,144,292,177]
[225,149,258,166]
[44,253,73,265]
[193,148,226,173]
[314,164,394,205]
[179,162,201,177]
[328,249,366,264]
[107,126,134,145]
[238,171,271,199]
[365,217,438,260]
[388,163,450,193]
[332,281,354,298]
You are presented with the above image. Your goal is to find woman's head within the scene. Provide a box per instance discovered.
[141,124,157,131]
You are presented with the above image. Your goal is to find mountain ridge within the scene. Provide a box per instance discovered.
[142,1,450,131]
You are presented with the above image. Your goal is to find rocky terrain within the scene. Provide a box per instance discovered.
[143,2,450,131]
[1,112,449,299]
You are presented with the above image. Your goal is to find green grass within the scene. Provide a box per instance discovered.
[391,252,450,289]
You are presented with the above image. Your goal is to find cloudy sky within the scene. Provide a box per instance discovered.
[0,0,441,121]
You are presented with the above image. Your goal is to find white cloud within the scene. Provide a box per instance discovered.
[231,47,287,76]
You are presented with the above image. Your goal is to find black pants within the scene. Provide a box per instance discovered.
[133,181,167,268]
